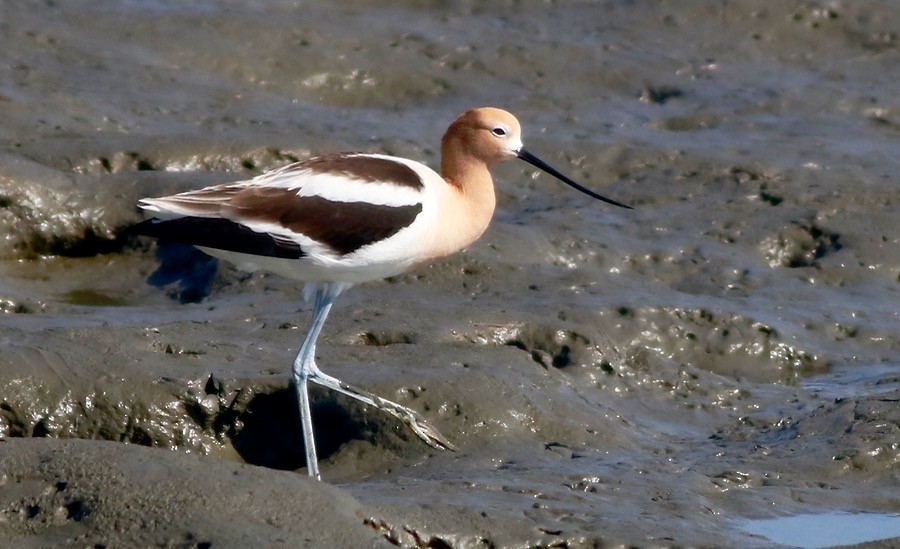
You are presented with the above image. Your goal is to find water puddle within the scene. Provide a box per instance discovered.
[63,289,129,307]
[802,363,900,399]
[739,512,900,548]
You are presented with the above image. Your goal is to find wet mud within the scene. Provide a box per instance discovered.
[1,1,898,547]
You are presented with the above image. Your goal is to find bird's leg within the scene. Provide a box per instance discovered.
[292,281,457,481]
[291,282,347,480]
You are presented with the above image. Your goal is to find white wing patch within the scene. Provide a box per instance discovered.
[294,176,422,206]
[254,153,425,207]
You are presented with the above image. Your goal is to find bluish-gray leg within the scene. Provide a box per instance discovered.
[292,281,456,482]
[292,282,346,480]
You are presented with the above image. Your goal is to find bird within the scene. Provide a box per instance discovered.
[133,107,631,480]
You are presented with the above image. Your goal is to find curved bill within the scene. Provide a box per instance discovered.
[517,148,633,209]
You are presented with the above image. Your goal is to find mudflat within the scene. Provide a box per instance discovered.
[0,1,897,546]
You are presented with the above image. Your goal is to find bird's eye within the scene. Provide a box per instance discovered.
[491,126,507,137]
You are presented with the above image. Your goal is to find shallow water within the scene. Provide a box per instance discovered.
[740,512,900,549]
[0,0,898,546]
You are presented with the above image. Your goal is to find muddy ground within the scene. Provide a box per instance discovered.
[0,1,897,547]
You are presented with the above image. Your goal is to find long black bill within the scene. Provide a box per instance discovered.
[517,148,633,209]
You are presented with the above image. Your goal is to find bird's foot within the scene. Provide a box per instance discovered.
[309,373,456,451]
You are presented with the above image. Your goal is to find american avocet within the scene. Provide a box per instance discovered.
[134,107,631,480]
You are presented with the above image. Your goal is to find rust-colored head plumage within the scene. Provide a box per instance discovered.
[441,107,524,166]
[439,107,632,209]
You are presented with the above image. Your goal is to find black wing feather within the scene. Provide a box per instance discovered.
[130,217,305,259]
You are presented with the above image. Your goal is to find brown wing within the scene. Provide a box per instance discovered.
[135,155,426,258]
[224,185,423,256]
